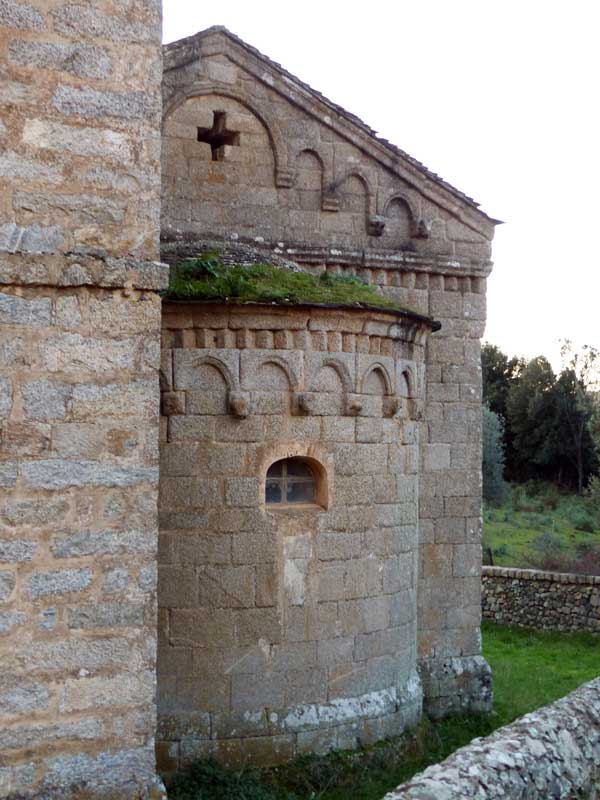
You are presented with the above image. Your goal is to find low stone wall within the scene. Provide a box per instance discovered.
[384,675,600,799]
[482,565,600,632]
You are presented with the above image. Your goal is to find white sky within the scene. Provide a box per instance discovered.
[163,0,600,372]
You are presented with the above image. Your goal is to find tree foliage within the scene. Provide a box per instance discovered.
[481,342,599,492]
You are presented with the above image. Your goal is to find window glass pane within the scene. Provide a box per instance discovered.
[266,479,282,504]
[286,459,313,478]
[267,461,283,478]
[287,480,316,504]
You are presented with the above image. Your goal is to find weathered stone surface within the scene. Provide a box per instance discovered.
[9,39,112,79]
[15,191,126,225]
[0,0,163,794]
[54,85,151,120]
[0,719,101,753]
[0,0,44,30]
[27,568,93,599]
[159,300,433,768]
[60,671,154,712]
[0,539,37,563]
[0,681,49,715]
[51,5,157,44]
[43,747,162,798]
[22,459,158,489]
[0,11,496,792]
[0,462,17,488]
[0,374,11,417]
[51,529,154,558]
[0,221,64,253]
[0,570,16,602]
[483,566,600,632]
[22,377,71,420]
[0,610,26,634]
[68,602,144,629]
[386,676,600,800]
[0,291,51,325]
[1,496,69,527]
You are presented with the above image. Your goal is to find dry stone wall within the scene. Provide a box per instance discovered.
[157,301,433,769]
[483,566,600,632]
[0,2,166,797]
[384,675,600,799]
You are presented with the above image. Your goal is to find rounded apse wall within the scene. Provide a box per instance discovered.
[157,301,436,770]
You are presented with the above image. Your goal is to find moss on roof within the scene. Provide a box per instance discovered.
[164,256,436,325]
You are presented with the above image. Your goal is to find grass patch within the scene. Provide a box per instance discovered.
[483,484,600,571]
[484,622,600,723]
[166,623,600,800]
[164,255,428,319]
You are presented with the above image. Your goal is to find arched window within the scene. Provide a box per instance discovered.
[265,458,317,505]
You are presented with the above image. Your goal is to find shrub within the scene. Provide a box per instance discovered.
[166,759,287,800]
[571,511,595,533]
[584,475,600,521]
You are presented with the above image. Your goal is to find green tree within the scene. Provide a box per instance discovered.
[481,343,523,478]
[506,356,559,483]
[555,342,600,492]
[481,342,523,420]
[482,404,508,505]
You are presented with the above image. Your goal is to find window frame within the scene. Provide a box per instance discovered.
[265,456,323,509]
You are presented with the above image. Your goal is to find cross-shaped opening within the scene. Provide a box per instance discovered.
[197,111,240,162]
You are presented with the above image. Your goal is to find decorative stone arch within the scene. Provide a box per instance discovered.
[163,85,293,187]
[187,354,238,392]
[254,354,301,391]
[293,146,334,207]
[398,364,416,398]
[330,169,376,220]
[312,357,355,395]
[381,191,419,237]
[359,362,394,396]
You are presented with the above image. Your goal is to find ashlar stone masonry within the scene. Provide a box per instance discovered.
[1,1,166,798]
[157,300,436,768]
[160,23,497,744]
[1,10,497,797]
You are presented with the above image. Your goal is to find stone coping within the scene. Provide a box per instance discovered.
[0,254,169,291]
[482,565,600,586]
[163,297,441,333]
[161,237,493,276]
[384,676,600,799]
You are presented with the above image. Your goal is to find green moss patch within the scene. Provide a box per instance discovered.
[164,255,424,318]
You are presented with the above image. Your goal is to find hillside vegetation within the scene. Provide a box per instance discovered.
[483,482,600,573]
[482,342,600,572]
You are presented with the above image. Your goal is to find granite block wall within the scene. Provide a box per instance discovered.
[157,301,435,769]
[0,2,166,797]
[160,25,497,720]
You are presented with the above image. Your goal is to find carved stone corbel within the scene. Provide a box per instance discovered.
[367,215,386,236]
[413,217,432,239]
[275,168,295,188]
[228,391,251,418]
[321,193,340,212]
